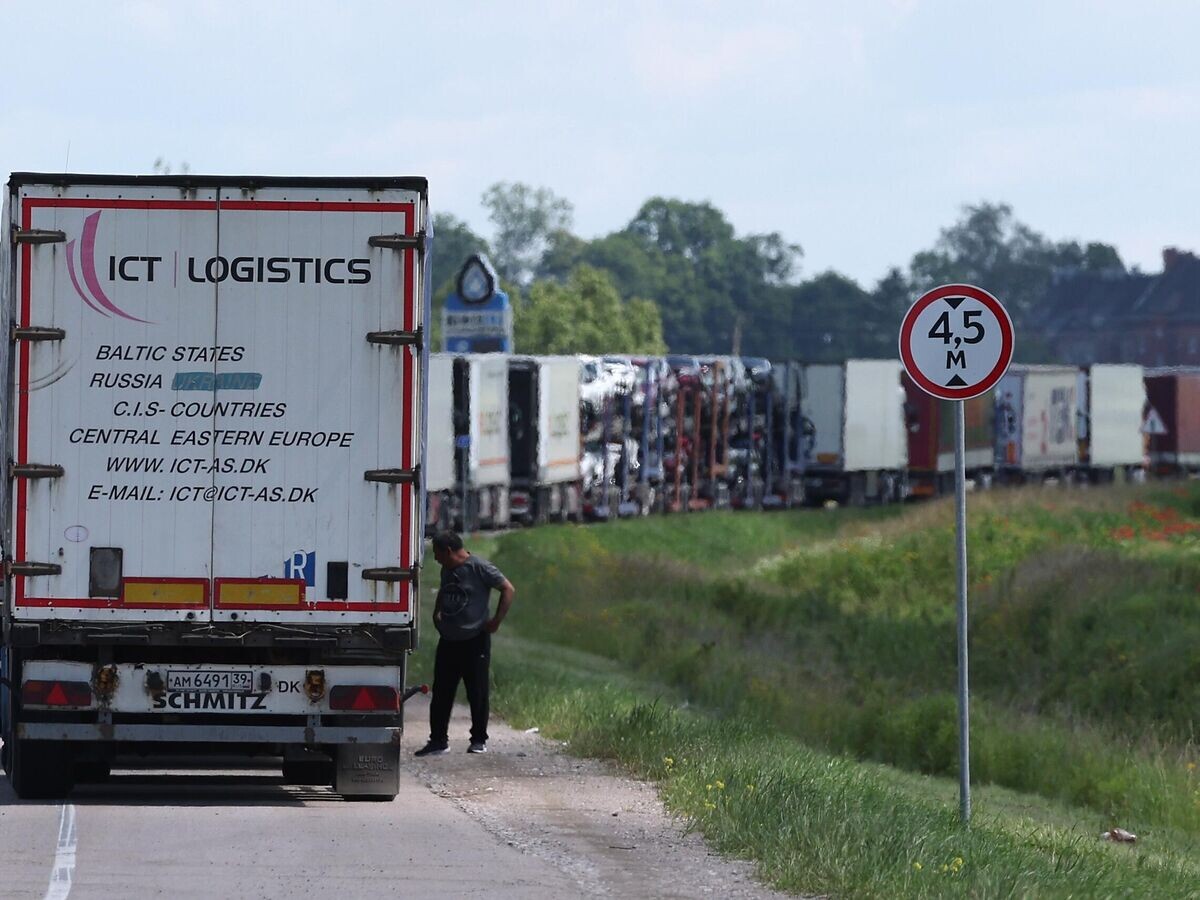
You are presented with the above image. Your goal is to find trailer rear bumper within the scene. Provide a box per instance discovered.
[17,722,402,744]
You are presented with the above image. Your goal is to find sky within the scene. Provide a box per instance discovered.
[1,0,1197,286]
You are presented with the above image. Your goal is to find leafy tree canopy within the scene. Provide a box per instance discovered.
[436,189,1133,363]
[430,213,490,295]
[481,182,573,287]
[514,265,665,356]
[909,202,1125,327]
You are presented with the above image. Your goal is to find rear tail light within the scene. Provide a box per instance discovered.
[329,685,399,711]
[22,680,93,708]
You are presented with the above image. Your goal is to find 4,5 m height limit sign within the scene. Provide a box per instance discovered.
[899,284,1014,825]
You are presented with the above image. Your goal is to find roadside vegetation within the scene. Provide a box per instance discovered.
[415,484,1200,897]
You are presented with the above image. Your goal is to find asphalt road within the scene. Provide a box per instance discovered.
[0,765,584,899]
[0,701,790,900]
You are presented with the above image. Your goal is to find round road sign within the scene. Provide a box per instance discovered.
[899,284,1014,400]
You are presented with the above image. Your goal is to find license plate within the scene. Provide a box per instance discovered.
[166,669,254,693]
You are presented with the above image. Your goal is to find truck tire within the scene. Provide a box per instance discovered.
[9,737,74,800]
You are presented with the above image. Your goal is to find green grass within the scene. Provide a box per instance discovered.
[414,484,1200,896]
[479,636,1200,899]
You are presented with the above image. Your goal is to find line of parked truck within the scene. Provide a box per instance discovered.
[427,354,1192,532]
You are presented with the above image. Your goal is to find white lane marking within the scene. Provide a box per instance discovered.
[44,803,76,900]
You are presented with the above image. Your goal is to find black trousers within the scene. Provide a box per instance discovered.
[429,631,490,745]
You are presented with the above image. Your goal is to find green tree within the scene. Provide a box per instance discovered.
[625,297,667,354]
[428,213,492,351]
[481,182,573,287]
[430,213,490,295]
[908,202,1124,329]
[514,265,666,355]
[786,271,875,363]
[620,198,801,355]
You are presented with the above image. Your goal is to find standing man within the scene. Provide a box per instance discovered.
[414,531,516,756]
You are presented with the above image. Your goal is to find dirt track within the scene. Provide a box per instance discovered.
[408,696,798,898]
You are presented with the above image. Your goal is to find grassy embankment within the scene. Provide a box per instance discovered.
[413,485,1200,897]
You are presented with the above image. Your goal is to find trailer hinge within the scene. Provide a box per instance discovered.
[361,566,419,583]
[368,232,425,252]
[363,466,419,485]
[8,561,62,577]
[11,325,66,342]
[12,227,66,245]
[10,462,64,479]
[366,327,422,349]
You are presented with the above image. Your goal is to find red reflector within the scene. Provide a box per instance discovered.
[329,685,398,711]
[21,680,93,708]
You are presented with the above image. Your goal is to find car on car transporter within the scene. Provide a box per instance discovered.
[1,173,430,800]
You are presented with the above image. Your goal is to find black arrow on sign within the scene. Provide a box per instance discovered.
[947,375,967,387]
[945,298,965,309]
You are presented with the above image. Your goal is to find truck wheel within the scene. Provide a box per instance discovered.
[9,737,74,800]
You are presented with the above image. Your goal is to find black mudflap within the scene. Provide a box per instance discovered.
[335,743,400,800]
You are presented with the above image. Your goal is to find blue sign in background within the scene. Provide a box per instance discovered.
[443,290,512,352]
[442,255,512,353]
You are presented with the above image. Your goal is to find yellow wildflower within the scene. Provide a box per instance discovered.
[1188,762,1196,772]
[663,756,674,768]
[912,862,922,872]
[706,784,713,791]
[745,784,756,792]
[715,780,725,791]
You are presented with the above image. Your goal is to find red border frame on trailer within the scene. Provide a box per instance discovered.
[14,195,415,614]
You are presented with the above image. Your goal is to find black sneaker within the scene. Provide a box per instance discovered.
[467,742,488,754]
[413,741,449,757]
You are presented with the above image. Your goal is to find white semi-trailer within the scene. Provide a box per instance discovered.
[995,365,1079,480]
[429,352,510,532]
[1,173,429,799]
[507,355,581,524]
[801,360,908,504]
[1076,364,1146,482]
[425,353,457,533]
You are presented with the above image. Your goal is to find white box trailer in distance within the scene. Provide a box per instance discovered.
[429,352,510,531]
[1,173,428,800]
[802,360,907,504]
[1077,364,1146,480]
[425,353,457,532]
[508,355,581,524]
[995,365,1078,477]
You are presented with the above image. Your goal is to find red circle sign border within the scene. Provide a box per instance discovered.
[899,283,1014,401]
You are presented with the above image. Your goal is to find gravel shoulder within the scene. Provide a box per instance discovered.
[407,695,802,899]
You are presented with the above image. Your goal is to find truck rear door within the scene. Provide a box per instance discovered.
[8,178,424,626]
[208,186,422,625]
[10,182,220,621]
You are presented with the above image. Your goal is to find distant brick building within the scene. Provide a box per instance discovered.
[1037,249,1200,366]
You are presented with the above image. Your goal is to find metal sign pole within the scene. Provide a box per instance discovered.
[900,283,1012,827]
[954,399,971,824]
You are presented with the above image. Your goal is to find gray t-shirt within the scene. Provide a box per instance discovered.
[435,554,506,641]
